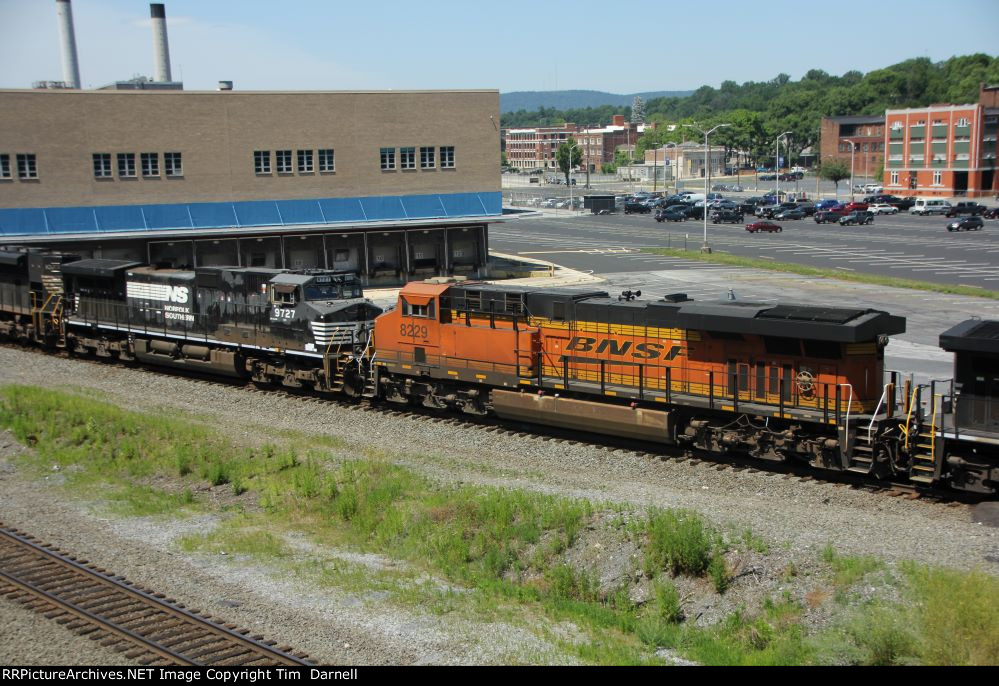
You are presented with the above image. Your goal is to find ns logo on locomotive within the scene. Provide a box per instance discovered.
[0,247,996,495]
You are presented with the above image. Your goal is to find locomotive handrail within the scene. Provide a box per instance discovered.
[902,385,920,451]
[838,383,854,427]
[867,383,892,442]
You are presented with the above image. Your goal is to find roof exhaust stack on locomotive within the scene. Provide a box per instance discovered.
[54,0,82,89]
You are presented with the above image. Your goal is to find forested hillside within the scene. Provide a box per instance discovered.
[500,54,999,166]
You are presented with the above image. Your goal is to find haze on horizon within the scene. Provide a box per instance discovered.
[1,0,997,95]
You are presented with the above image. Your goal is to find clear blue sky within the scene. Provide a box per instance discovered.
[1,0,997,94]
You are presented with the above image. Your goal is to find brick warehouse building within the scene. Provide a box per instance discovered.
[882,96,998,198]
[819,115,885,177]
[0,88,501,284]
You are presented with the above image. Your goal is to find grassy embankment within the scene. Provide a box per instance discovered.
[0,384,996,665]
[641,246,999,300]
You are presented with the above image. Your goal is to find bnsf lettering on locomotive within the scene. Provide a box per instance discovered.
[566,337,597,352]
[595,339,632,356]
[566,337,682,361]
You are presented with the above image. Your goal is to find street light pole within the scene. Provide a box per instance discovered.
[845,139,856,202]
[684,122,731,253]
[775,131,792,202]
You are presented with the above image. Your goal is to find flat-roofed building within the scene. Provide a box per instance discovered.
[0,88,501,283]
[820,115,886,178]
[882,103,998,198]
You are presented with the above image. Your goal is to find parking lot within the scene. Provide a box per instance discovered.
[492,207,999,291]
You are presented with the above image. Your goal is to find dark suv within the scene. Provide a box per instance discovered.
[839,211,874,226]
[946,202,986,217]
[624,201,651,214]
[711,209,744,224]
[947,216,984,231]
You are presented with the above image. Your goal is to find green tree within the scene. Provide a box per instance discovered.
[556,137,582,185]
[820,159,851,197]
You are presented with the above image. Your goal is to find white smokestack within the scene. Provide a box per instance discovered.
[150,3,172,82]
[55,0,81,89]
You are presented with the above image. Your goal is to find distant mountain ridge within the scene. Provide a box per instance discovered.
[500,89,693,113]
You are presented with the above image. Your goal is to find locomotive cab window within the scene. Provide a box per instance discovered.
[400,296,435,319]
[271,284,297,306]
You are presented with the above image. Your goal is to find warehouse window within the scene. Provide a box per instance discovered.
[297,149,313,174]
[117,153,136,178]
[890,171,899,185]
[141,152,159,177]
[400,147,416,170]
[420,146,435,169]
[276,150,292,174]
[254,150,271,174]
[440,146,455,168]
[164,152,182,177]
[93,153,112,178]
[380,147,396,171]
[16,154,37,179]
[0,154,10,179]
[318,148,335,173]
[933,171,942,185]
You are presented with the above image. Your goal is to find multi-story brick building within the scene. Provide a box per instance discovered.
[504,115,644,173]
[0,88,501,283]
[882,100,998,198]
[504,124,576,172]
[820,115,885,178]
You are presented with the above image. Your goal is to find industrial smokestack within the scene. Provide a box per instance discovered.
[150,3,172,82]
[55,0,81,89]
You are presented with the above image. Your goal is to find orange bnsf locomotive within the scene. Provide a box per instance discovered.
[372,282,996,494]
[0,244,996,495]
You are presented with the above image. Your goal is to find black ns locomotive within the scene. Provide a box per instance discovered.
[0,247,381,394]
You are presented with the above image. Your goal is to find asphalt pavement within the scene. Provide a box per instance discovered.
[491,209,999,290]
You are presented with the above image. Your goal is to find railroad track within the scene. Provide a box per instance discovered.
[0,341,980,506]
[0,524,312,666]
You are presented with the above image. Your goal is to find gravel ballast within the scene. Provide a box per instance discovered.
[0,345,997,664]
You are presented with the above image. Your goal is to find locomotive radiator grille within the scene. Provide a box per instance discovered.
[310,321,358,346]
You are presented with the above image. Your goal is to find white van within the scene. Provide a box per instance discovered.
[910,198,952,216]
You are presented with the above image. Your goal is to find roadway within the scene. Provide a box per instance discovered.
[491,210,999,290]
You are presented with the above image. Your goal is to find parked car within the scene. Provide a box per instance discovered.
[815,199,841,211]
[758,202,797,219]
[774,208,806,221]
[869,203,899,215]
[882,195,916,211]
[656,208,687,223]
[842,202,869,213]
[624,201,651,214]
[910,198,952,216]
[946,202,987,217]
[759,173,777,181]
[794,202,817,216]
[839,211,874,226]
[947,216,984,231]
[712,200,739,211]
[984,207,999,219]
[863,184,883,194]
[814,210,844,224]
[728,185,744,193]
[746,221,782,233]
[542,198,558,208]
[711,210,744,224]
